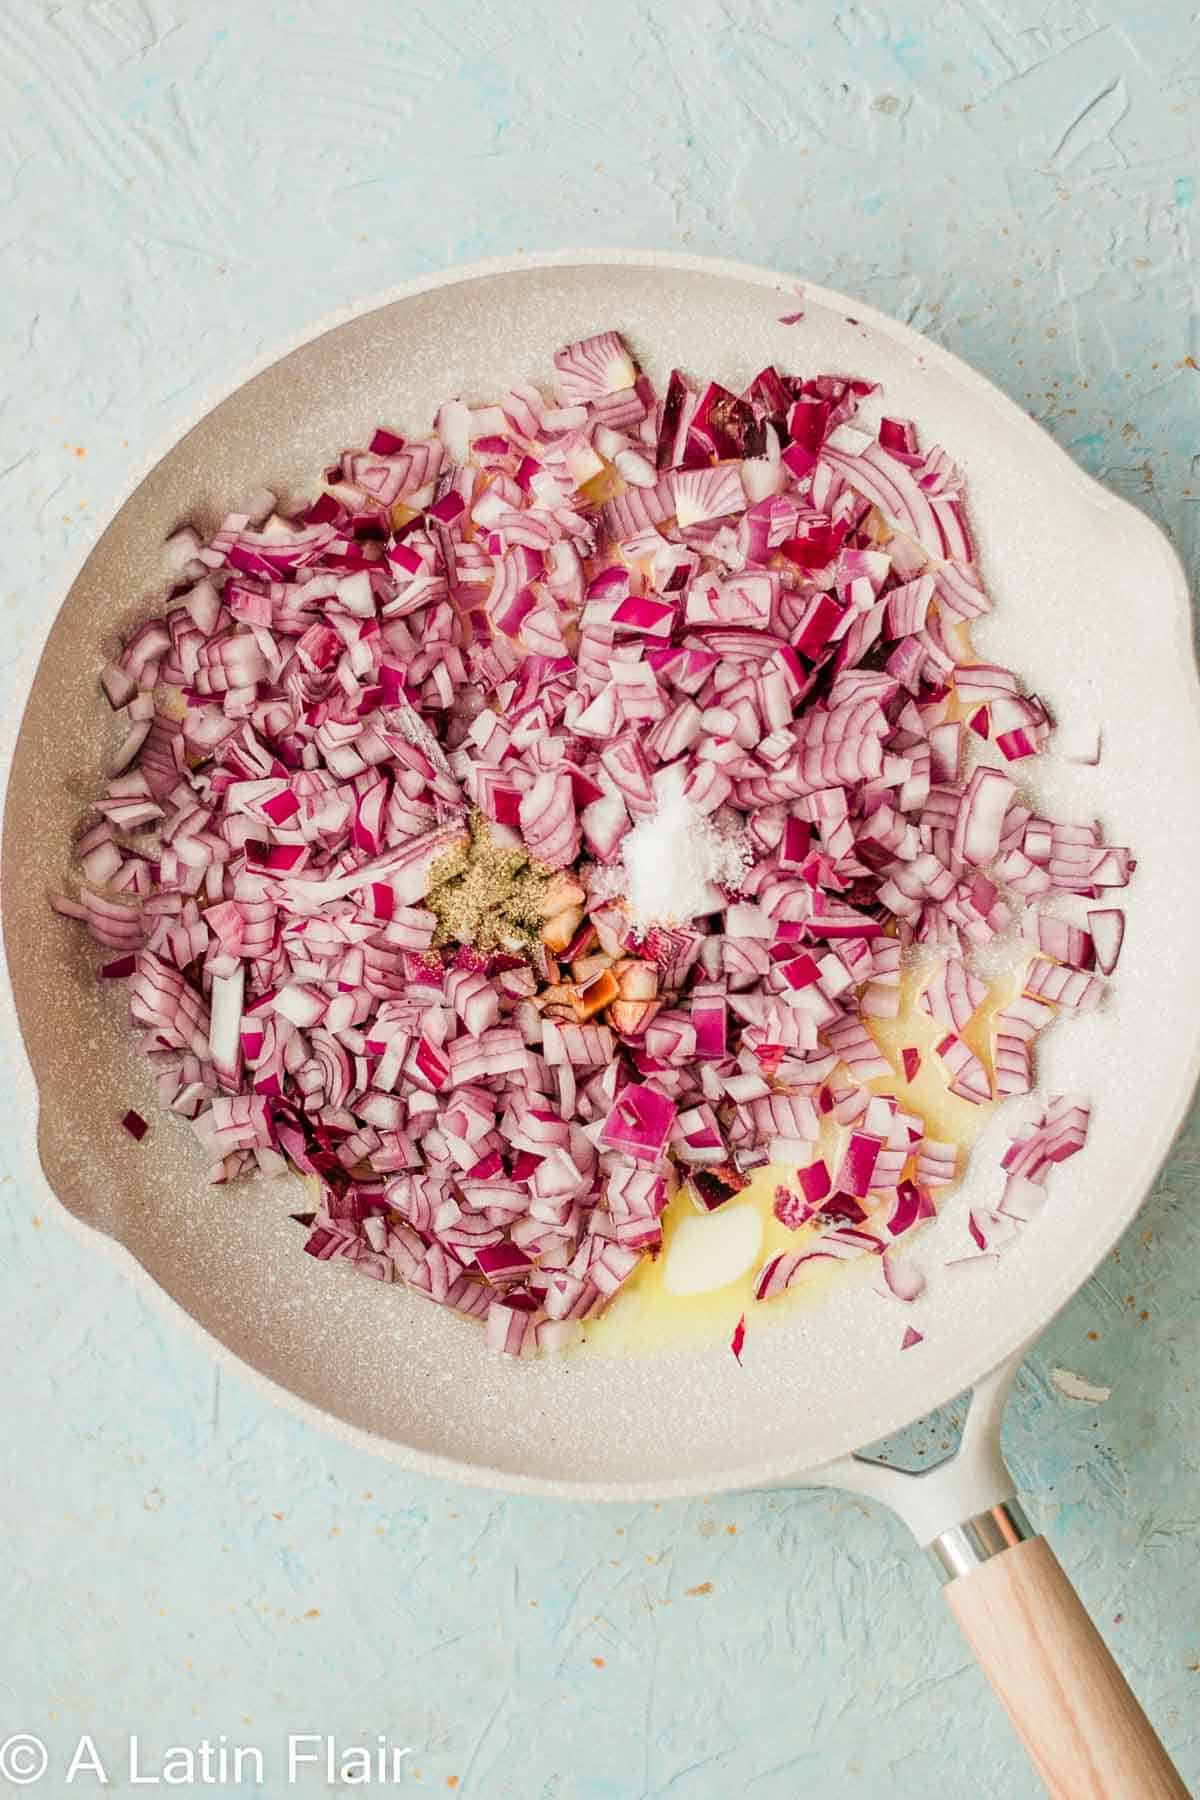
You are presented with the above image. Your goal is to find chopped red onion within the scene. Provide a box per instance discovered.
[753,1225,881,1301]
[934,1034,991,1104]
[880,1247,926,1302]
[1087,908,1125,974]
[916,1141,958,1188]
[56,328,1129,1353]
[920,957,986,1032]
[1023,956,1103,1014]
[1001,1094,1090,1183]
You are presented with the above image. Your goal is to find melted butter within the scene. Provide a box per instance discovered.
[580,960,1025,1358]
[662,1201,764,1295]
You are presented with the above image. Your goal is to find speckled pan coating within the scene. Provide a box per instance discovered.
[2,251,1198,1499]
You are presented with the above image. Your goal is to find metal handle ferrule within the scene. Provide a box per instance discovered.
[929,1499,1034,1582]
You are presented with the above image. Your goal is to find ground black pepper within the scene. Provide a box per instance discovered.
[425,810,557,951]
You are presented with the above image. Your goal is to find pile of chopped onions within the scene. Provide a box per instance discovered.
[54,329,1130,1357]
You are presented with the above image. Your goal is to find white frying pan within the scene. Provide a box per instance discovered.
[2,253,1196,1797]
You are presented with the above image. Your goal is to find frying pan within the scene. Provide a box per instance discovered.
[2,252,1196,1797]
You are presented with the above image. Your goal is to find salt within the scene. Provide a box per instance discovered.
[619,769,748,930]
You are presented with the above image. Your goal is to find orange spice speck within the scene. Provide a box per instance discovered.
[726,1525,737,1535]
[272,1512,284,1521]
[32,1216,41,1228]
[74,446,86,457]
[685,1582,713,1597]
[303,1608,319,1619]
[592,1657,606,1668]
[446,1779,459,1789]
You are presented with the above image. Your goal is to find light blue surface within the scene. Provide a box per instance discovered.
[1,2,1199,1794]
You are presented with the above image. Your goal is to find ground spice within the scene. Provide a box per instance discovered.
[426,810,557,951]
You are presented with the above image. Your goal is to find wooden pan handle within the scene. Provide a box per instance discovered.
[944,1535,1188,1799]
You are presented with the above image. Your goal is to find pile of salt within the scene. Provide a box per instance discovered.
[619,772,747,930]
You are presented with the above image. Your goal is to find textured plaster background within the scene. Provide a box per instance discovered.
[1,1,1199,1795]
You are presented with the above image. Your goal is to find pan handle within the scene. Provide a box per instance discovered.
[936,1517,1188,1800]
[806,1360,1188,1799]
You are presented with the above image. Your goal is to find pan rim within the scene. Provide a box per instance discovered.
[3,246,1198,1500]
